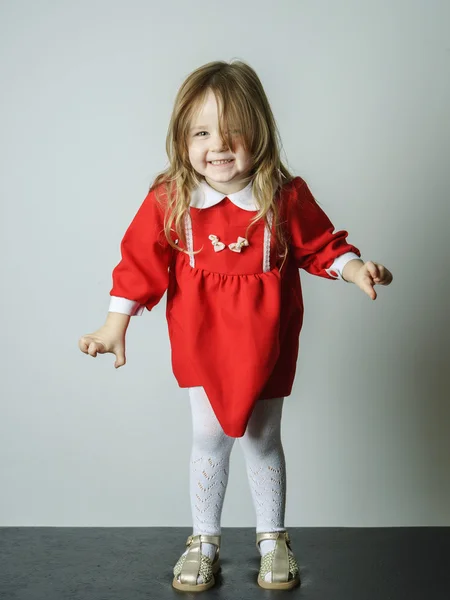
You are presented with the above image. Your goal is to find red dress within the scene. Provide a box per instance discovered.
[110,177,360,437]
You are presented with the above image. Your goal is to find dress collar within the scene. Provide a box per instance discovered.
[190,179,258,211]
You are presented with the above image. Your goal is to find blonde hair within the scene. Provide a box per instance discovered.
[151,59,293,261]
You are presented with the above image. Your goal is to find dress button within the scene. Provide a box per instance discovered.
[325,267,339,278]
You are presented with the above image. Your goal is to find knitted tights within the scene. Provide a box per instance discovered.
[188,386,286,565]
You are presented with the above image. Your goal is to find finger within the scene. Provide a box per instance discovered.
[88,341,107,356]
[380,269,393,285]
[373,265,385,282]
[376,271,388,284]
[114,350,126,369]
[78,337,90,353]
[87,341,98,357]
[365,261,379,279]
[361,278,377,300]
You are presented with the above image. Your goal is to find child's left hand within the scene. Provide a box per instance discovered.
[353,261,393,300]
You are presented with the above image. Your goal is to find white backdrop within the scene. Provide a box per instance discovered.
[1,0,449,527]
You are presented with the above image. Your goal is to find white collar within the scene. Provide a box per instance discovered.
[190,180,258,211]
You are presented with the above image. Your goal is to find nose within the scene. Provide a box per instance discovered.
[210,132,228,153]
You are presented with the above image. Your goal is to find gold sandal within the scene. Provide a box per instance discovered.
[256,531,300,590]
[172,534,221,592]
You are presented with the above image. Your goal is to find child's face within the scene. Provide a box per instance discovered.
[187,89,252,194]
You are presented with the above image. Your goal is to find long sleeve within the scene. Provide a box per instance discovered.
[109,187,173,315]
[285,177,361,280]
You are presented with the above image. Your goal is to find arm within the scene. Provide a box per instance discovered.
[79,186,173,367]
[285,177,361,278]
[109,186,174,315]
[284,178,393,298]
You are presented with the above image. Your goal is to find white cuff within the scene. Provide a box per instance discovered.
[109,296,145,316]
[325,252,361,281]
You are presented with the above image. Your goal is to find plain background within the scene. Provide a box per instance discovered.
[1,0,449,528]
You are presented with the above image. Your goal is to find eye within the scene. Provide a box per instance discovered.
[195,131,208,137]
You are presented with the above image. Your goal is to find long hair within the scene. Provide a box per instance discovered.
[151,60,293,261]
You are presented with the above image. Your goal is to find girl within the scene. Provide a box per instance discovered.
[79,60,393,592]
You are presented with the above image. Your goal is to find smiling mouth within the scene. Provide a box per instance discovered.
[209,159,234,165]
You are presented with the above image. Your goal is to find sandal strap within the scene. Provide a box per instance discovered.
[179,534,221,585]
[186,534,221,547]
[256,531,291,584]
[256,530,291,546]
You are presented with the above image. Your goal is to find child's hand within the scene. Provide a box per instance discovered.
[78,325,126,369]
[353,261,393,300]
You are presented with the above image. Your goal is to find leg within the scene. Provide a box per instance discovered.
[173,387,236,590]
[239,397,300,588]
[238,397,286,539]
[189,386,236,541]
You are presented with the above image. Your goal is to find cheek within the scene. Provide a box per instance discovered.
[236,150,252,169]
[232,141,252,167]
[187,146,198,166]
[188,144,205,165]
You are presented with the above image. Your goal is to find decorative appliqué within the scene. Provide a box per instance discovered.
[208,234,226,252]
[228,237,249,253]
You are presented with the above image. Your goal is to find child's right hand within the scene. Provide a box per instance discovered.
[78,325,126,369]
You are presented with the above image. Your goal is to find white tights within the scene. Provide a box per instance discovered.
[188,387,287,562]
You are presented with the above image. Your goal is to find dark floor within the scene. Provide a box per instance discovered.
[0,527,449,600]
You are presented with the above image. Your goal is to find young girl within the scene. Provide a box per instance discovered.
[79,60,393,592]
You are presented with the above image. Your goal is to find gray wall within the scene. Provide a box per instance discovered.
[1,0,449,527]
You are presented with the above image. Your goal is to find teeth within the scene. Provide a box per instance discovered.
[210,159,233,165]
